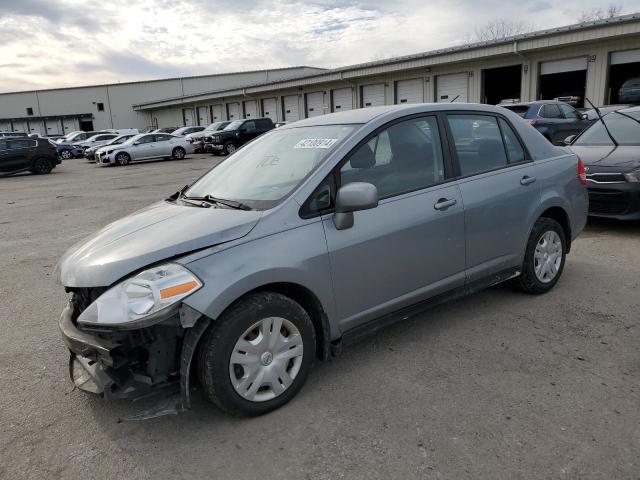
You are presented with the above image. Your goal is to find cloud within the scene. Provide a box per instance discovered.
[0,0,635,92]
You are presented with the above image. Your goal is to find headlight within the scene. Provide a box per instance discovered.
[624,170,640,183]
[77,263,202,328]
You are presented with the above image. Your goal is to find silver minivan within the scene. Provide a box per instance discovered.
[56,104,588,416]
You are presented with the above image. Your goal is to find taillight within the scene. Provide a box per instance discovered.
[577,157,587,185]
[528,120,537,126]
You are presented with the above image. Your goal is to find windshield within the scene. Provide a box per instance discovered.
[205,122,223,131]
[112,135,131,145]
[224,121,243,131]
[574,112,640,146]
[185,125,357,209]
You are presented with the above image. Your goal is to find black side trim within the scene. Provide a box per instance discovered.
[333,267,519,354]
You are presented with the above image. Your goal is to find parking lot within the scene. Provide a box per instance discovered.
[1,154,639,479]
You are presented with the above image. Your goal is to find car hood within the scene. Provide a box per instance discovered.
[571,145,640,171]
[56,200,262,287]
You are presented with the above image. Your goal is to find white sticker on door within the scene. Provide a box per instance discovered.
[294,138,337,149]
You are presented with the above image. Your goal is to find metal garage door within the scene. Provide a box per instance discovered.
[62,118,76,134]
[610,49,640,65]
[210,105,223,122]
[361,84,385,107]
[262,98,277,121]
[283,95,299,122]
[244,100,258,119]
[331,88,353,112]
[28,120,44,135]
[196,106,209,125]
[396,78,423,104]
[227,102,240,120]
[44,119,62,135]
[306,92,325,117]
[436,73,468,103]
[0,120,11,132]
[182,108,195,126]
[540,57,588,75]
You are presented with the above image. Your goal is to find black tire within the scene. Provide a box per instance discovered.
[30,157,53,174]
[198,291,316,416]
[172,147,186,159]
[223,141,236,156]
[59,149,72,160]
[516,217,566,294]
[115,152,131,166]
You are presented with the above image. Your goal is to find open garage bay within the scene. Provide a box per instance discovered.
[1,156,639,479]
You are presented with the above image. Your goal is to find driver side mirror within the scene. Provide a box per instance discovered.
[581,113,588,120]
[563,135,576,145]
[333,182,379,230]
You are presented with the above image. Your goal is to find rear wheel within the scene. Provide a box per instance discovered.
[172,147,186,159]
[115,152,131,166]
[516,217,566,294]
[30,157,53,174]
[198,292,316,416]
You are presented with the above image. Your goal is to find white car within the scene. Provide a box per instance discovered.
[185,121,230,151]
[75,133,119,150]
[95,133,194,166]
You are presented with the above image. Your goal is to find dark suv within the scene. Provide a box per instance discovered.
[206,118,275,155]
[500,101,591,145]
[0,137,61,175]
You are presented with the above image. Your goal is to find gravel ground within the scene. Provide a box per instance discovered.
[1,154,639,480]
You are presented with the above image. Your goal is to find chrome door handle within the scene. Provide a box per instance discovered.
[434,198,457,210]
[520,175,537,186]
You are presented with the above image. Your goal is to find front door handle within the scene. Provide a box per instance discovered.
[520,175,537,186]
[434,198,457,210]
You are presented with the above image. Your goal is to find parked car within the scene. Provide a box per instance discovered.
[95,133,194,166]
[206,117,275,155]
[85,134,136,161]
[566,106,640,220]
[55,131,109,144]
[0,132,28,138]
[500,101,591,144]
[0,137,60,175]
[56,104,588,416]
[185,122,230,152]
[554,95,582,107]
[152,127,180,134]
[75,133,120,154]
[581,104,632,121]
[171,126,206,137]
[618,77,640,104]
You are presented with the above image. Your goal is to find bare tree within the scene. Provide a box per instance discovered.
[578,4,624,22]
[466,19,536,43]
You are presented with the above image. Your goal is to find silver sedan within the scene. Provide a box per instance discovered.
[95,133,194,166]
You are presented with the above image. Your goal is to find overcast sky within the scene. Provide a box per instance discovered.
[0,0,638,92]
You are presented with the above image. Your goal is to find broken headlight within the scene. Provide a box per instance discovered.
[77,263,202,328]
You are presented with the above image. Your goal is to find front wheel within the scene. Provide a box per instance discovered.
[115,152,131,166]
[172,147,186,159]
[198,292,316,416]
[516,217,566,294]
[223,142,236,155]
[59,149,72,160]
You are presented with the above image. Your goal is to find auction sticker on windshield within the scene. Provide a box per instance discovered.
[294,138,338,149]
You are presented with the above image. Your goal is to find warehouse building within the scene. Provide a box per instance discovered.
[1,14,640,135]
[133,14,640,125]
[0,67,324,135]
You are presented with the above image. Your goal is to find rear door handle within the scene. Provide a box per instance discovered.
[434,198,457,210]
[520,175,537,186]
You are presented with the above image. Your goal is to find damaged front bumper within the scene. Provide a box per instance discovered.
[59,302,210,408]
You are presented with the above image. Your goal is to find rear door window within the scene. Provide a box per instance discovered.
[447,114,509,176]
[540,104,563,119]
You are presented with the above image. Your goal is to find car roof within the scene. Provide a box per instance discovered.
[608,105,640,117]
[283,103,530,128]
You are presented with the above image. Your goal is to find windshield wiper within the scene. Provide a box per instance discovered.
[181,193,252,210]
[585,97,618,147]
